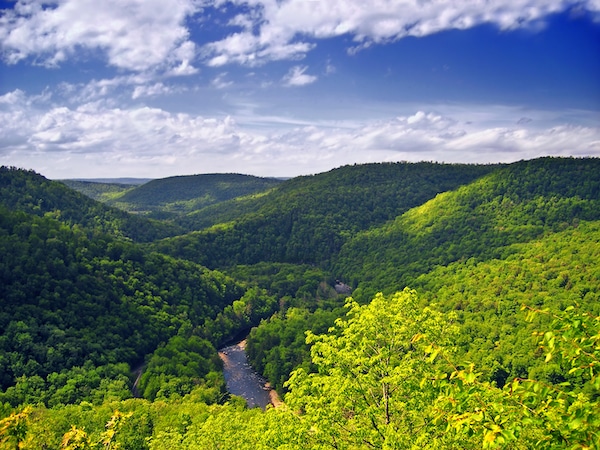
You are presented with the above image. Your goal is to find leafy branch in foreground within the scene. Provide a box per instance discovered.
[434,306,599,449]
[285,288,460,449]
[60,410,133,450]
[0,406,31,450]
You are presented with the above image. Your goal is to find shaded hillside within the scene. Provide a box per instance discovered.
[152,162,498,268]
[244,157,600,396]
[105,173,283,218]
[0,205,245,405]
[334,157,600,300]
[0,167,181,242]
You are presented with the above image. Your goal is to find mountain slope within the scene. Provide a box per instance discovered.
[334,157,600,300]
[0,167,181,242]
[243,157,600,395]
[412,220,600,385]
[152,162,498,268]
[0,205,245,403]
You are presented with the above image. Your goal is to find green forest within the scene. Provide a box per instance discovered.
[0,158,598,449]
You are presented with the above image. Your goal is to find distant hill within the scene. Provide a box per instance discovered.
[59,180,139,203]
[67,178,153,185]
[104,173,283,218]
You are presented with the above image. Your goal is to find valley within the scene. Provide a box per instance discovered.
[0,157,598,448]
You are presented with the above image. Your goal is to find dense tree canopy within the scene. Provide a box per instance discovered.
[335,157,600,300]
[0,204,247,406]
[0,158,598,448]
[150,162,497,267]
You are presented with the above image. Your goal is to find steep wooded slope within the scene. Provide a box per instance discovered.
[413,220,600,385]
[0,169,284,407]
[0,167,181,242]
[0,205,246,404]
[334,157,600,300]
[245,157,600,396]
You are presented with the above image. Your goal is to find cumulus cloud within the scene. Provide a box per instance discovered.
[204,32,314,67]
[1,89,599,178]
[204,0,600,65]
[4,0,597,71]
[283,66,318,86]
[0,0,201,72]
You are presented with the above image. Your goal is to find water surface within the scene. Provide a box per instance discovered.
[219,340,274,409]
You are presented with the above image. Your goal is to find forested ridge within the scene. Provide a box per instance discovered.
[0,158,598,449]
[59,180,139,203]
[335,157,600,300]
[151,162,497,267]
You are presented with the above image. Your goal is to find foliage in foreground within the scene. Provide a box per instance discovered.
[286,290,599,449]
[2,289,597,449]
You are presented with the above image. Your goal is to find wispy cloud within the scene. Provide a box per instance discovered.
[283,66,318,87]
[132,83,180,100]
[211,73,234,89]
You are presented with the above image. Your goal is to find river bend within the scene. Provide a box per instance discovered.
[219,340,278,409]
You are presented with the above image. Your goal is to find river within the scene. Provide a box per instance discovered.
[219,340,281,409]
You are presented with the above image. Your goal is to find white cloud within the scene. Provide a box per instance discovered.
[0,89,28,106]
[283,66,318,86]
[5,0,595,73]
[204,31,314,67]
[55,74,188,104]
[204,0,600,65]
[1,89,599,178]
[0,0,201,72]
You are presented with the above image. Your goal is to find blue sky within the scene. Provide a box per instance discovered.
[0,0,599,179]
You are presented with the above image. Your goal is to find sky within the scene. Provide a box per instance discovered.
[0,0,599,179]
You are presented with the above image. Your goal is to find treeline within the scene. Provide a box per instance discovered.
[103,173,283,218]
